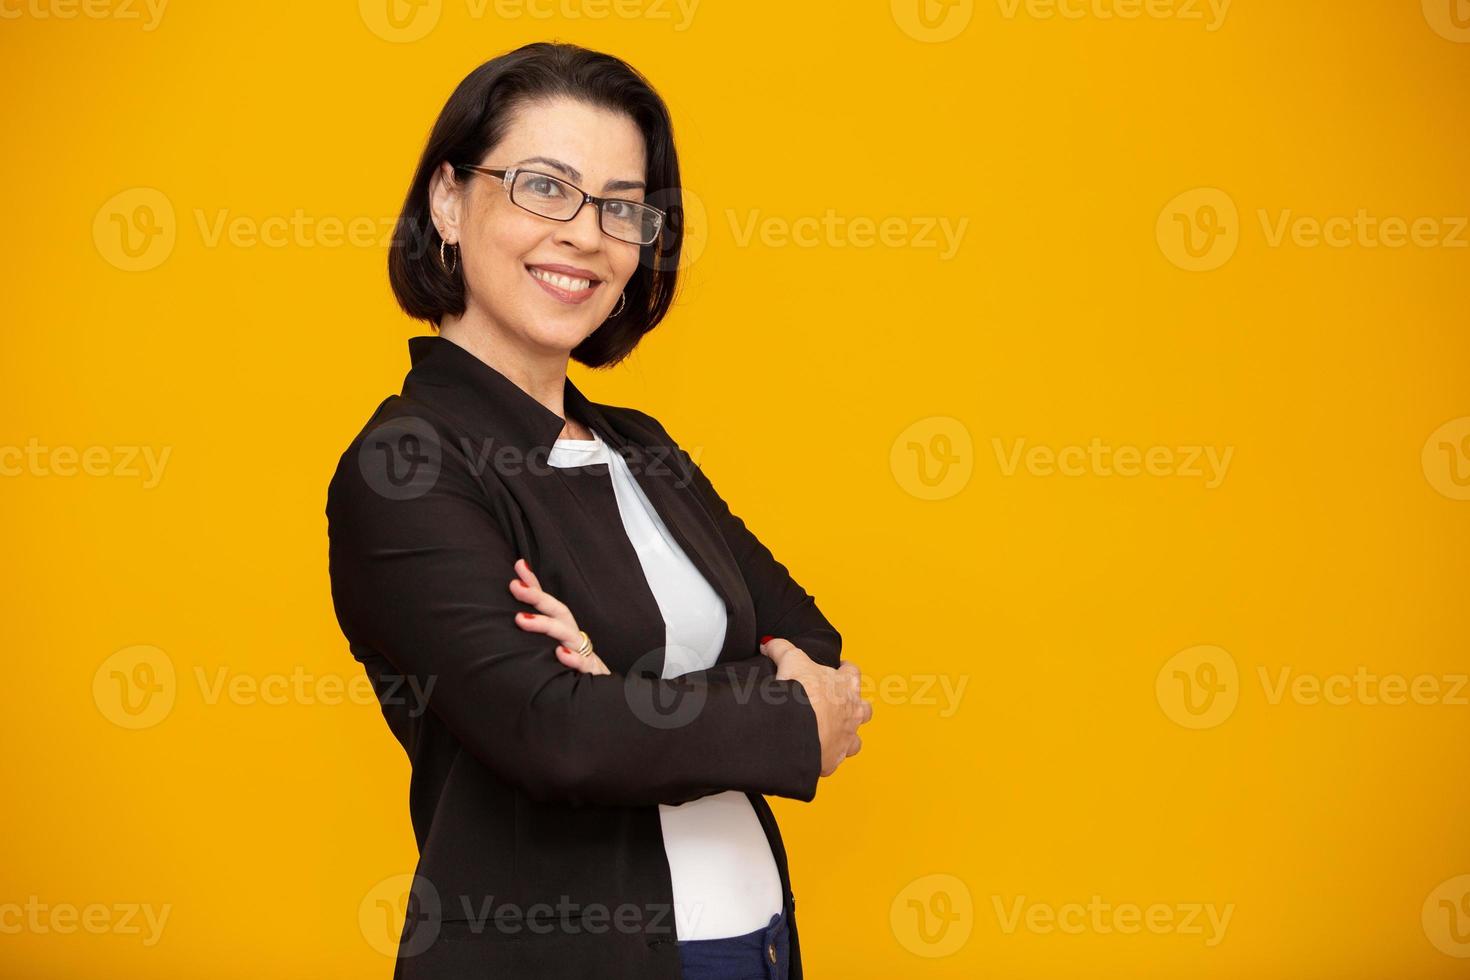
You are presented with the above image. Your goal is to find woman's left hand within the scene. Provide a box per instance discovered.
[508,558,612,675]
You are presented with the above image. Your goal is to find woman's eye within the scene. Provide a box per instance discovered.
[527,177,562,197]
[607,201,646,219]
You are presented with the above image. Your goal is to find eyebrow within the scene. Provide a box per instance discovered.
[512,156,646,193]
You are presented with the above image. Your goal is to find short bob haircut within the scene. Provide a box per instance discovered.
[388,42,685,369]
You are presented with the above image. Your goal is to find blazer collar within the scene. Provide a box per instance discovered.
[402,334,616,455]
[399,334,758,669]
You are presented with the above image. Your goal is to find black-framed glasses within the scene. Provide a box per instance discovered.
[453,164,665,246]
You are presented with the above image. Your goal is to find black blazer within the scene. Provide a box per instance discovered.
[325,335,843,979]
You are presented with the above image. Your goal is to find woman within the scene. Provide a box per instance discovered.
[325,42,871,980]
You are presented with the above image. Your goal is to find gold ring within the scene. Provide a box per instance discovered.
[575,630,593,659]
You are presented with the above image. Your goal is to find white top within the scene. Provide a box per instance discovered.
[546,425,784,941]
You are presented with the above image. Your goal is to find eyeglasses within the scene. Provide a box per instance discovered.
[452,164,665,246]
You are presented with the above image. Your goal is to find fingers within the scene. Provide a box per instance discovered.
[508,558,580,648]
[760,637,813,669]
[514,557,540,590]
[824,744,855,777]
[509,563,573,621]
[759,636,798,661]
[497,559,605,680]
[514,608,579,649]
[554,643,586,672]
[555,644,611,676]
[837,660,866,718]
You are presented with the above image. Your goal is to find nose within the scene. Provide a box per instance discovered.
[555,198,605,252]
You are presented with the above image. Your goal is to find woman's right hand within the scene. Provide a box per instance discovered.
[508,558,613,676]
[759,637,872,776]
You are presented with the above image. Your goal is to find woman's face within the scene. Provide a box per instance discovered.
[431,97,649,357]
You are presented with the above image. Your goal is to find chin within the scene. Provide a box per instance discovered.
[523,322,595,353]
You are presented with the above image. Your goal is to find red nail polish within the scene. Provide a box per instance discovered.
[761,635,773,644]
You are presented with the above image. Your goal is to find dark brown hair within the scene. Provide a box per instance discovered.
[388,42,685,368]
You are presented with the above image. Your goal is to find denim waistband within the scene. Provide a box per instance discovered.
[675,908,789,980]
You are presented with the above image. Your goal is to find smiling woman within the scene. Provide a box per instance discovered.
[386,44,685,374]
[330,41,870,980]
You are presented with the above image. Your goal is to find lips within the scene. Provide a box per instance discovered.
[528,262,601,281]
[525,264,602,305]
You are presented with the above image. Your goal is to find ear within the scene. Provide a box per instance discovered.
[428,161,465,243]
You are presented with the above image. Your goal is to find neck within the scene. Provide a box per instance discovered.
[438,311,578,434]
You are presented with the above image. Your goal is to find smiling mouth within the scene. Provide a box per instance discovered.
[525,265,602,303]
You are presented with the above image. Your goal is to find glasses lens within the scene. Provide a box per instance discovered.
[600,201,662,245]
[510,169,661,244]
[511,171,580,220]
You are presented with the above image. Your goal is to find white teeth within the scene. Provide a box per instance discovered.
[529,267,592,292]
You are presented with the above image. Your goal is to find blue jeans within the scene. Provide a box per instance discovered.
[676,910,790,980]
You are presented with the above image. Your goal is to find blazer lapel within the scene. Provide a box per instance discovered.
[570,390,753,668]
[399,335,755,669]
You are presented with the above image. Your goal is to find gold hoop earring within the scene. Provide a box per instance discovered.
[439,239,458,274]
[609,291,626,318]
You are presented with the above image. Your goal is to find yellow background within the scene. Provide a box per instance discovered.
[4,0,1469,976]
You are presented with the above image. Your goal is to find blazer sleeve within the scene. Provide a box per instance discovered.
[324,432,823,809]
[641,413,844,671]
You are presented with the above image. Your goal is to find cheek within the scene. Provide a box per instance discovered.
[463,198,541,264]
[462,232,539,297]
[606,245,643,289]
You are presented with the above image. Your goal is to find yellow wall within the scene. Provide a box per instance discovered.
[3,0,1469,975]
